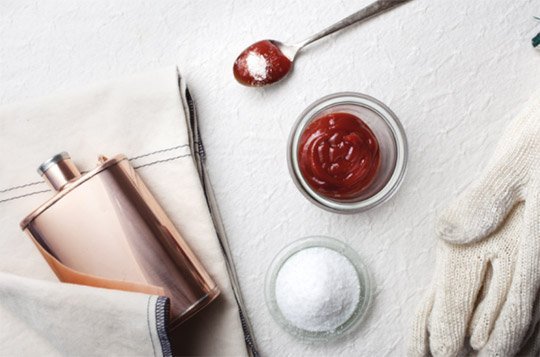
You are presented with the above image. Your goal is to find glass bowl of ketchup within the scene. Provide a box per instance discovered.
[288,92,408,213]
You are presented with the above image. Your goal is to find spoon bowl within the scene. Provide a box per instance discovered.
[232,40,294,87]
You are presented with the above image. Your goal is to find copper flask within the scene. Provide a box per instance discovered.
[20,152,220,329]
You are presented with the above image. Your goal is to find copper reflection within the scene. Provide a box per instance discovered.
[21,154,219,329]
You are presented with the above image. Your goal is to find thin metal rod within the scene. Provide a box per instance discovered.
[297,0,412,48]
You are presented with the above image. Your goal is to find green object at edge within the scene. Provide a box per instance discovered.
[533,33,540,48]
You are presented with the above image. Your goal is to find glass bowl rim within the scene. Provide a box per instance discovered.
[287,92,408,213]
[264,236,373,341]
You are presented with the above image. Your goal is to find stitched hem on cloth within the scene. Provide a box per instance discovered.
[0,146,193,204]
[155,296,172,357]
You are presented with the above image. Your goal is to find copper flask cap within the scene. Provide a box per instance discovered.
[38,152,82,191]
[21,152,220,329]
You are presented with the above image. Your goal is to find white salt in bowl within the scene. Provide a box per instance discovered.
[265,236,373,341]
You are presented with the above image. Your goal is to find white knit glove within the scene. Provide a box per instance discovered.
[409,93,540,356]
[519,294,540,356]
[409,203,523,356]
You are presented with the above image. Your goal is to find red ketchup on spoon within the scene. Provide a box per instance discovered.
[298,112,381,200]
[233,40,292,87]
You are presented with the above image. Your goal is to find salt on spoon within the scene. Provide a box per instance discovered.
[233,0,412,87]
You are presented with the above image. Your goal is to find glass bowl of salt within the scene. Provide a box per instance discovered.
[265,236,373,341]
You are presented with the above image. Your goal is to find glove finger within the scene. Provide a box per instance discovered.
[437,94,540,246]
[408,284,436,357]
[483,189,540,355]
[517,289,540,356]
[469,258,513,350]
[469,203,523,350]
[429,256,488,357]
[436,151,524,245]
[484,277,540,356]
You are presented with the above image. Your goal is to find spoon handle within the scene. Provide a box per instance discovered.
[298,0,412,48]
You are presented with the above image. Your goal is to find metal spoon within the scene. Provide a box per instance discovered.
[278,0,411,61]
[233,0,412,87]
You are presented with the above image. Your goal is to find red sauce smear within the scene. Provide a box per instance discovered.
[233,40,292,87]
[298,112,381,200]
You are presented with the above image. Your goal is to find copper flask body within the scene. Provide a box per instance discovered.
[20,153,220,329]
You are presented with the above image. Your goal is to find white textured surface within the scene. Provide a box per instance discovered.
[1,0,539,355]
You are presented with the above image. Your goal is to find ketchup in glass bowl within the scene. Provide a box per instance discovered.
[288,93,408,213]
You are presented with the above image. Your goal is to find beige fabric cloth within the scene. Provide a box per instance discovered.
[0,67,249,356]
[0,272,170,356]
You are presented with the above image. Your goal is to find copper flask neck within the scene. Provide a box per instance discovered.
[38,152,82,191]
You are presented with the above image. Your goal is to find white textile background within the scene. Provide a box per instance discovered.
[1,0,539,355]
